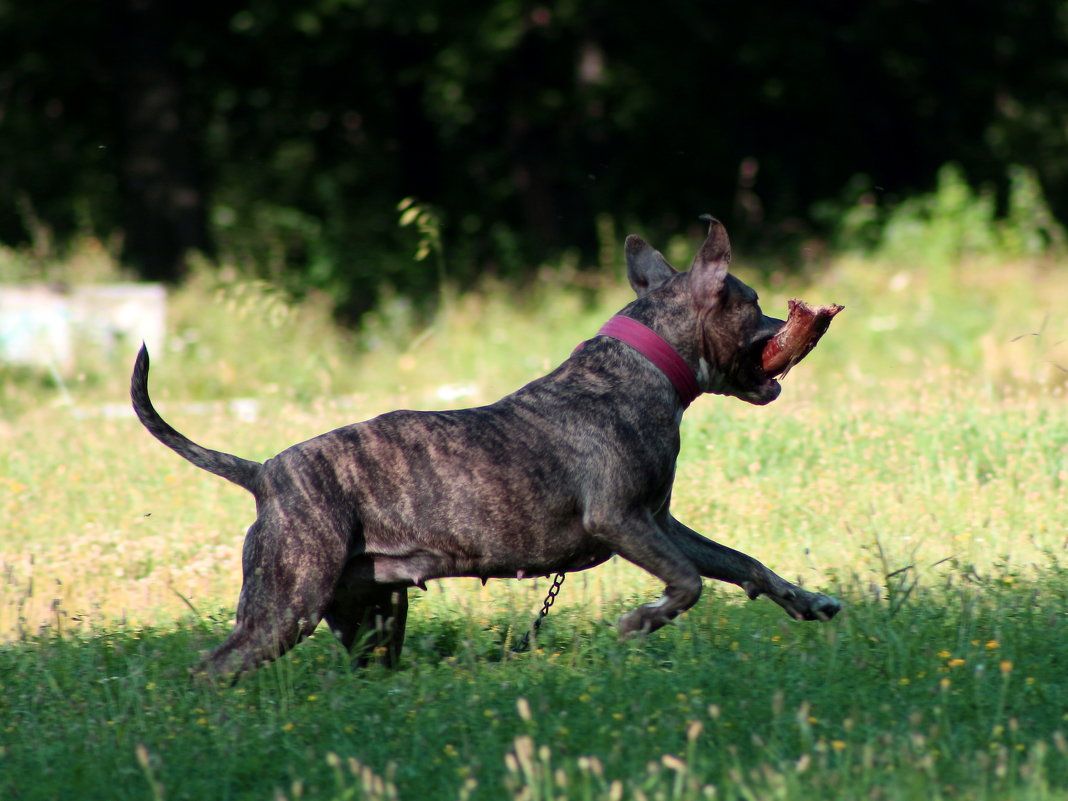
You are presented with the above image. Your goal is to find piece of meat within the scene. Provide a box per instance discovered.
[762,300,844,378]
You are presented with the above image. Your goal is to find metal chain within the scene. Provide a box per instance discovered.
[511,572,567,653]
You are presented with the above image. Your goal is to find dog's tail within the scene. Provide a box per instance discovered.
[131,345,262,493]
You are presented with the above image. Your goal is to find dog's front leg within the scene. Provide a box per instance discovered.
[664,515,841,621]
[586,510,704,636]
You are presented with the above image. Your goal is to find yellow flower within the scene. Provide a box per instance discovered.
[1000,660,1013,674]
[831,740,847,752]
[948,658,966,669]
[937,650,951,659]
[986,640,1000,651]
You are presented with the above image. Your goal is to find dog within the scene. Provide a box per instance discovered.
[131,219,841,679]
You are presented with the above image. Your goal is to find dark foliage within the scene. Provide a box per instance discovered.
[2,0,1065,314]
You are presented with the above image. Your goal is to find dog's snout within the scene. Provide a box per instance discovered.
[756,315,786,344]
[769,314,787,332]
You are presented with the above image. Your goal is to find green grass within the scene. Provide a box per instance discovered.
[2,231,1068,799]
[5,573,1068,800]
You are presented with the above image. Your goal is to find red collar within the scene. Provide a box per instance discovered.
[578,315,701,408]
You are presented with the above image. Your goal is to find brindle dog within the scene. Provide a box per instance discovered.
[131,220,840,679]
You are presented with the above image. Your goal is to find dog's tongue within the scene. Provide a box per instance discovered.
[761,300,843,379]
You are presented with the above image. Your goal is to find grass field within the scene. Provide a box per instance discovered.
[2,235,1067,799]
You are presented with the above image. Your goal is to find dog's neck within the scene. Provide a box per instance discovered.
[591,315,701,408]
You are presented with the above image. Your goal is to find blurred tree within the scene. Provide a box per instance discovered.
[114,0,213,281]
[0,0,1065,310]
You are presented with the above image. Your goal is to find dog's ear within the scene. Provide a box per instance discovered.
[625,235,677,297]
[689,216,731,303]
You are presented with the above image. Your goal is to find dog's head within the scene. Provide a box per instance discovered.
[624,219,784,405]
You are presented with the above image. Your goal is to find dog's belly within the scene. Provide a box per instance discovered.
[353,519,613,586]
[369,547,612,586]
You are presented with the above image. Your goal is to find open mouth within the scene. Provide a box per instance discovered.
[749,327,786,405]
[730,349,782,406]
[741,375,782,406]
[730,299,842,406]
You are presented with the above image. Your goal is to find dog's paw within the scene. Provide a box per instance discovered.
[617,609,654,639]
[764,586,842,622]
[788,591,842,622]
[806,593,842,621]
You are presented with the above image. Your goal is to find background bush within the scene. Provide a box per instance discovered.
[3,1,1067,317]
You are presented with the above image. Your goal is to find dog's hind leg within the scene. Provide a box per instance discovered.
[198,595,324,681]
[324,582,409,669]
[197,613,317,681]
[196,517,347,680]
